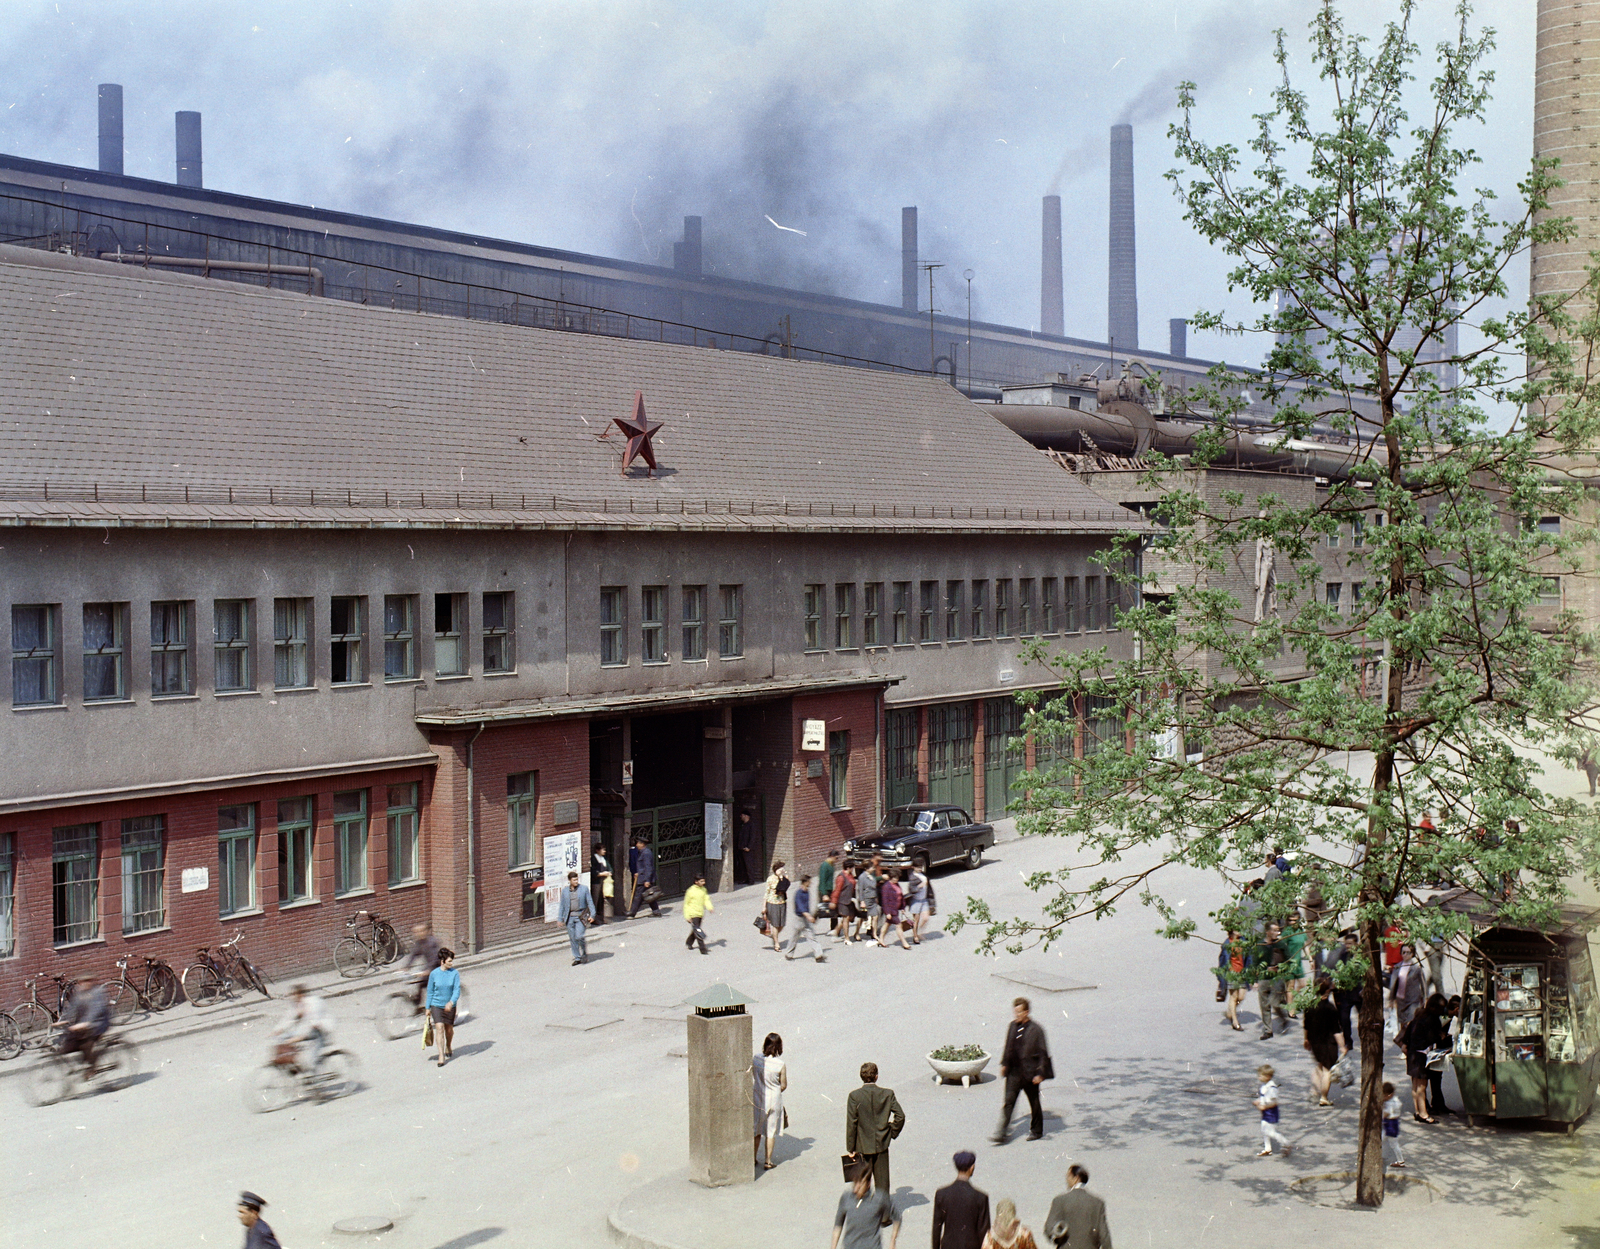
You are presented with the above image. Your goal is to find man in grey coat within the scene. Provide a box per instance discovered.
[556,870,595,965]
[1043,1165,1112,1249]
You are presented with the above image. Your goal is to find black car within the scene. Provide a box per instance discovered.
[843,804,995,872]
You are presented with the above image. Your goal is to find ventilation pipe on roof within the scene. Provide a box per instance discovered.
[1169,318,1187,359]
[1108,123,1138,351]
[1041,195,1064,337]
[175,111,202,188]
[98,84,123,176]
[901,206,918,312]
[674,215,702,275]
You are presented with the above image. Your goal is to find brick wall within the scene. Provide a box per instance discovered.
[788,688,879,878]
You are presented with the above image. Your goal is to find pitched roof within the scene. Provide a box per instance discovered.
[0,245,1139,535]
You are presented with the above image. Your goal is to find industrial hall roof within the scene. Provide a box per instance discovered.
[0,245,1142,536]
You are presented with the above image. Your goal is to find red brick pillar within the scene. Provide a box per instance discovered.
[972,699,987,822]
[916,704,930,803]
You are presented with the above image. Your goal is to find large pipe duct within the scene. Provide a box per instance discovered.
[1108,123,1138,351]
[901,206,918,312]
[175,111,202,188]
[1041,195,1063,336]
[98,84,123,176]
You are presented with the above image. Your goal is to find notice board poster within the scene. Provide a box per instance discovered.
[543,831,582,917]
[704,802,725,860]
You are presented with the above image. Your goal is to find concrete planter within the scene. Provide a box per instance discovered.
[927,1052,990,1086]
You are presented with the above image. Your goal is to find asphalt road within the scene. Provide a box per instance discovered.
[4,788,1598,1249]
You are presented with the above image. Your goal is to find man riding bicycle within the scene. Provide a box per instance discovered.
[402,921,441,1007]
[271,984,332,1071]
[57,973,111,1072]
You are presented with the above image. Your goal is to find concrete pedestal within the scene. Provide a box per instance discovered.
[686,1011,753,1187]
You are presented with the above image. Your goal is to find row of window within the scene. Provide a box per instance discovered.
[804,576,1121,651]
[1323,578,1562,611]
[599,584,743,667]
[10,593,515,707]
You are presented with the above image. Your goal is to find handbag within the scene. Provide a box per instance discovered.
[644,884,664,904]
[782,1107,789,1129]
[602,876,614,899]
[1424,1045,1450,1072]
[753,912,769,934]
[422,1016,434,1046]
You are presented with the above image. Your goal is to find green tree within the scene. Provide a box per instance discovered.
[953,0,1600,1207]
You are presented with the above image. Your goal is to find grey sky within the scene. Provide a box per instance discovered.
[0,1,1536,371]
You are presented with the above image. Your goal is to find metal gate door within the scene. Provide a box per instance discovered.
[983,697,1026,819]
[630,801,705,900]
[927,702,974,812]
[886,709,920,810]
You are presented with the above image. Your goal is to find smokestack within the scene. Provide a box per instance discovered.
[1169,318,1187,358]
[98,84,123,176]
[1108,123,1139,351]
[175,111,202,188]
[674,215,702,275]
[901,206,918,312]
[1041,195,1064,336]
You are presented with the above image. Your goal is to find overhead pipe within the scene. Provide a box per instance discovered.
[98,251,324,296]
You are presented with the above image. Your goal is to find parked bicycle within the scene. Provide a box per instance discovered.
[11,973,74,1046]
[0,1011,21,1060]
[245,1044,359,1112]
[104,955,181,1021]
[182,930,270,1007]
[25,1026,140,1105]
[334,910,403,978]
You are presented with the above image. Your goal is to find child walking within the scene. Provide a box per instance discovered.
[1382,1081,1406,1167]
[683,871,713,954]
[1254,1064,1292,1157]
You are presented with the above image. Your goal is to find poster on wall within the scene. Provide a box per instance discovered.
[704,802,725,860]
[542,831,582,917]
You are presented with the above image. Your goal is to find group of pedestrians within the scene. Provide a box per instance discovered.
[921,1154,1112,1249]
[817,850,934,948]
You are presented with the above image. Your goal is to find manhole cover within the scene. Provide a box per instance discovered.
[333,1215,394,1235]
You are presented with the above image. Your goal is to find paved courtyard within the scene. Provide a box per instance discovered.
[4,789,1599,1248]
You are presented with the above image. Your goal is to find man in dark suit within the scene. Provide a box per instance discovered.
[845,1061,906,1195]
[993,996,1053,1143]
[1043,1164,1113,1249]
[628,835,663,918]
[932,1150,990,1249]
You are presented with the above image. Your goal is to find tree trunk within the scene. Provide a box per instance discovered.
[1355,914,1388,1205]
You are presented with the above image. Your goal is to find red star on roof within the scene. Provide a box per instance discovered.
[613,391,664,476]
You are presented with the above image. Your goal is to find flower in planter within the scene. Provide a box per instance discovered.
[930,1044,987,1062]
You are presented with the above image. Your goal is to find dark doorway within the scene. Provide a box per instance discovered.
[627,712,706,899]
[590,720,626,920]
[732,791,766,887]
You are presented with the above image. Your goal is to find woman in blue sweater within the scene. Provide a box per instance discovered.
[426,948,462,1067]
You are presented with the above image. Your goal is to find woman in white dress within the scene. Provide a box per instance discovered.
[753,1031,788,1170]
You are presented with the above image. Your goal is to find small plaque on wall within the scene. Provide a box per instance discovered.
[553,799,581,826]
[807,758,825,778]
[181,867,210,894]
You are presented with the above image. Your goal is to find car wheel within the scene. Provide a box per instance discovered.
[965,845,982,870]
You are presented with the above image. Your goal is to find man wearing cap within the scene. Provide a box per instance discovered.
[932,1151,989,1249]
[57,973,110,1073]
[237,1192,282,1249]
[845,1061,905,1196]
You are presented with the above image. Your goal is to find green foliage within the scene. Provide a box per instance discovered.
[929,1044,988,1062]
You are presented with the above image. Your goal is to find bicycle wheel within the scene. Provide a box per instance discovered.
[313,1049,359,1101]
[98,1036,140,1091]
[376,922,402,964]
[25,1054,71,1106]
[376,992,421,1041]
[246,1063,297,1114]
[105,981,140,1024]
[334,937,371,978]
[147,964,181,1011]
[11,1002,52,1047]
[182,964,226,1007]
[239,957,271,998]
[0,1012,21,1060]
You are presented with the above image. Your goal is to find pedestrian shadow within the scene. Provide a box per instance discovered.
[109,1071,159,1092]
[426,1229,503,1249]
[449,1040,495,1059]
[771,1135,816,1165]
[1560,1227,1600,1249]
[584,952,617,962]
[890,1187,930,1213]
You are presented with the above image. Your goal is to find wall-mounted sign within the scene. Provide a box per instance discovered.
[180,867,209,894]
[622,759,635,786]
[552,799,581,826]
[704,803,725,860]
[998,669,1017,685]
[800,719,827,751]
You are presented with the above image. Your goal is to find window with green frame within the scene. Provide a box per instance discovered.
[333,790,368,895]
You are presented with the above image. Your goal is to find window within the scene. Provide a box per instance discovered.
[434,593,466,676]
[945,580,964,640]
[641,586,667,663]
[971,580,989,639]
[330,596,365,684]
[995,579,1012,637]
[828,730,850,810]
[333,790,368,896]
[218,804,257,916]
[387,784,420,885]
[274,598,312,689]
[718,585,743,658]
[1018,579,1035,636]
[508,772,537,867]
[52,823,98,944]
[1352,516,1365,548]
[1085,577,1102,630]
[600,587,626,666]
[1325,582,1343,611]
[682,586,706,661]
[483,592,514,673]
[835,584,854,649]
[150,601,192,695]
[1062,578,1080,632]
[13,604,60,706]
[383,596,416,680]
[1539,577,1563,608]
[864,583,882,647]
[1327,525,1341,548]
[892,582,911,645]
[120,815,165,933]
[277,797,314,903]
[0,833,13,957]
[1538,515,1562,535]
[803,584,824,651]
[1106,577,1122,630]
[1351,582,1365,606]
[1042,578,1058,633]
[83,602,127,701]
[214,600,252,692]
[919,581,937,642]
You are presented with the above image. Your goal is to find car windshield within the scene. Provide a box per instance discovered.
[882,809,933,830]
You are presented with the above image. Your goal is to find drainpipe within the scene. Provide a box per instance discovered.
[466,721,486,954]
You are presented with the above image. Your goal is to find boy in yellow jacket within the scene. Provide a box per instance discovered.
[683,871,713,954]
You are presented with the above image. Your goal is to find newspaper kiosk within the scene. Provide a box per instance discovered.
[1441,892,1600,1131]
